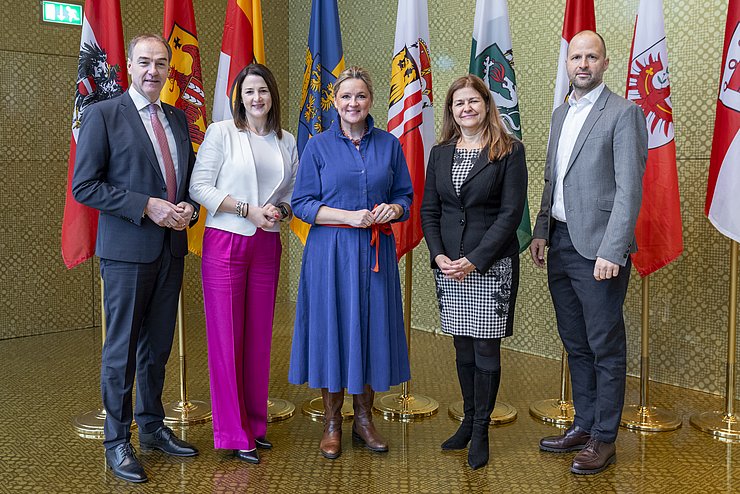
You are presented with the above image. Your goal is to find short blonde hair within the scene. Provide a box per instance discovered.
[333,66,374,103]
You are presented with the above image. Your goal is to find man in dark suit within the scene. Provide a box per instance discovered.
[530,31,647,475]
[73,34,199,483]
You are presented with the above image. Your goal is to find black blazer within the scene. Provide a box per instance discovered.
[72,91,198,263]
[420,140,527,274]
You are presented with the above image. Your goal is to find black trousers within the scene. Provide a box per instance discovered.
[547,221,630,443]
[99,235,184,450]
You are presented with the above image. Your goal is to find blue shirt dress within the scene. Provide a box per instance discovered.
[288,117,413,394]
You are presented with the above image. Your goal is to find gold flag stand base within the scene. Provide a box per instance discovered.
[267,398,295,422]
[374,391,438,422]
[690,411,740,441]
[302,397,354,422]
[529,398,575,426]
[73,408,108,439]
[621,405,681,432]
[163,400,212,426]
[448,400,516,425]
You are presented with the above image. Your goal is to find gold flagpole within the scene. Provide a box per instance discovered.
[691,239,740,439]
[376,250,439,420]
[529,348,575,426]
[621,275,681,431]
[73,276,109,438]
[163,287,212,425]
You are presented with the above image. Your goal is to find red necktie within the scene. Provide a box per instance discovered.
[148,104,177,203]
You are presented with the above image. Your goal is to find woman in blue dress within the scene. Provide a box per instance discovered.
[289,67,413,460]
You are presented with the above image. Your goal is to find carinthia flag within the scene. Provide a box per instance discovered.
[213,0,264,123]
[162,0,209,255]
[387,0,434,260]
[626,0,683,276]
[291,0,345,243]
[705,0,740,242]
[469,0,531,251]
[553,0,595,107]
[61,0,127,268]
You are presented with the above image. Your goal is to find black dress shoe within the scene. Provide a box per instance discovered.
[139,426,199,457]
[539,425,591,453]
[106,443,147,483]
[255,437,273,449]
[235,449,260,464]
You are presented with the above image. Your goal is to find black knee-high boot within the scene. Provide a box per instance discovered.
[467,367,500,470]
[441,361,476,450]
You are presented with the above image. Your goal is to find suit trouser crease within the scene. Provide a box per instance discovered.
[100,233,183,449]
[547,222,629,443]
[201,228,281,451]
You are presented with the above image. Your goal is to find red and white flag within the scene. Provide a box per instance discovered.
[60,0,127,268]
[212,0,264,122]
[387,0,435,260]
[706,1,740,241]
[627,0,683,276]
[553,0,595,108]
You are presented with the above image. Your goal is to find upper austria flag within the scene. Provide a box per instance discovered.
[626,0,683,277]
[705,0,740,242]
[553,0,595,107]
[162,0,209,255]
[469,0,531,252]
[291,0,346,243]
[387,0,434,260]
[60,0,127,268]
[212,0,264,123]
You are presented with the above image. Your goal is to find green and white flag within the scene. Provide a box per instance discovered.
[469,0,531,251]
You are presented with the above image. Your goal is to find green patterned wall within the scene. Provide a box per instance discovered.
[0,0,735,397]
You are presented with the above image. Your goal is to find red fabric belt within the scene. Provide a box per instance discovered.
[324,223,392,273]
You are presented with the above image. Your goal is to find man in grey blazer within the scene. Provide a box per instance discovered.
[530,31,647,475]
[73,34,199,483]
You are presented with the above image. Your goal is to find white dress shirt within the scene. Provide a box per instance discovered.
[128,85,180,184]
[551,82,605,221]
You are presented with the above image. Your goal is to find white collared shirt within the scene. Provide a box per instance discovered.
[128,85,180,186]
[551,82,605,221]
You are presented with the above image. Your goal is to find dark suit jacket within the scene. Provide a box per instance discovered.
[421,140,527,274]
[72,91,197,263]
[532,86,647,266]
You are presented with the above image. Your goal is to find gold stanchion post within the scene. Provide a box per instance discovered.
[690,239,740,439]
[73,277,110,439]
[529,348,575,426]
[163,288,212,426]
[375,251,439,421]
[620,275,681,431]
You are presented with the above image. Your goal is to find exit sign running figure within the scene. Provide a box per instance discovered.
[41,1,82,26]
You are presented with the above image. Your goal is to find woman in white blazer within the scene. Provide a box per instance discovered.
[189,64,298,465]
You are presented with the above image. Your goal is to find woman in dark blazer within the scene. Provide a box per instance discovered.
[420,74,527,470]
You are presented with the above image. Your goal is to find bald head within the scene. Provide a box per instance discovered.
[569,30,607,59]
[566,30,610,99]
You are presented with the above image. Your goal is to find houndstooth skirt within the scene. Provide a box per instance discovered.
[434,255,519,339]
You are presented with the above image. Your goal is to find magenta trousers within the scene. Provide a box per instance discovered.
[201,227,281,451]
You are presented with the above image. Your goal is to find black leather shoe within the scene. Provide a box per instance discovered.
[105,443,147,483]
[235,449,260,464]
[571,439,616,475]
[139,426,199,457]
[255,437,273,449]
[539,425,591,453]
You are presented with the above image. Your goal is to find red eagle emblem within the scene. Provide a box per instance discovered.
[627,53,672,136]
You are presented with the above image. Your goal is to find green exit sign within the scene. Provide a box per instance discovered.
[41,1,82,26]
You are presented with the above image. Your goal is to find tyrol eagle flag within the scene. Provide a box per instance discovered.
[162,0,209,256]
[387,0,434,260]
[706,0,740,242]
[61,0,127,268]
[291,0,345,243]
[626,0,683,277]
[469,0,531,251]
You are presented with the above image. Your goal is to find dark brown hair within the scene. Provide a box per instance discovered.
[440,75,514,161]
[231,63,283,138]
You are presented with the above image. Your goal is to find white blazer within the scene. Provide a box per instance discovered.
[189,120,299,236]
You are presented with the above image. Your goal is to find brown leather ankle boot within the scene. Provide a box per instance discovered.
[319,388,344,459]
[351,385,388,452]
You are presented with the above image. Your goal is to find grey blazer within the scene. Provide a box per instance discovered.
[532,86,647,266]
